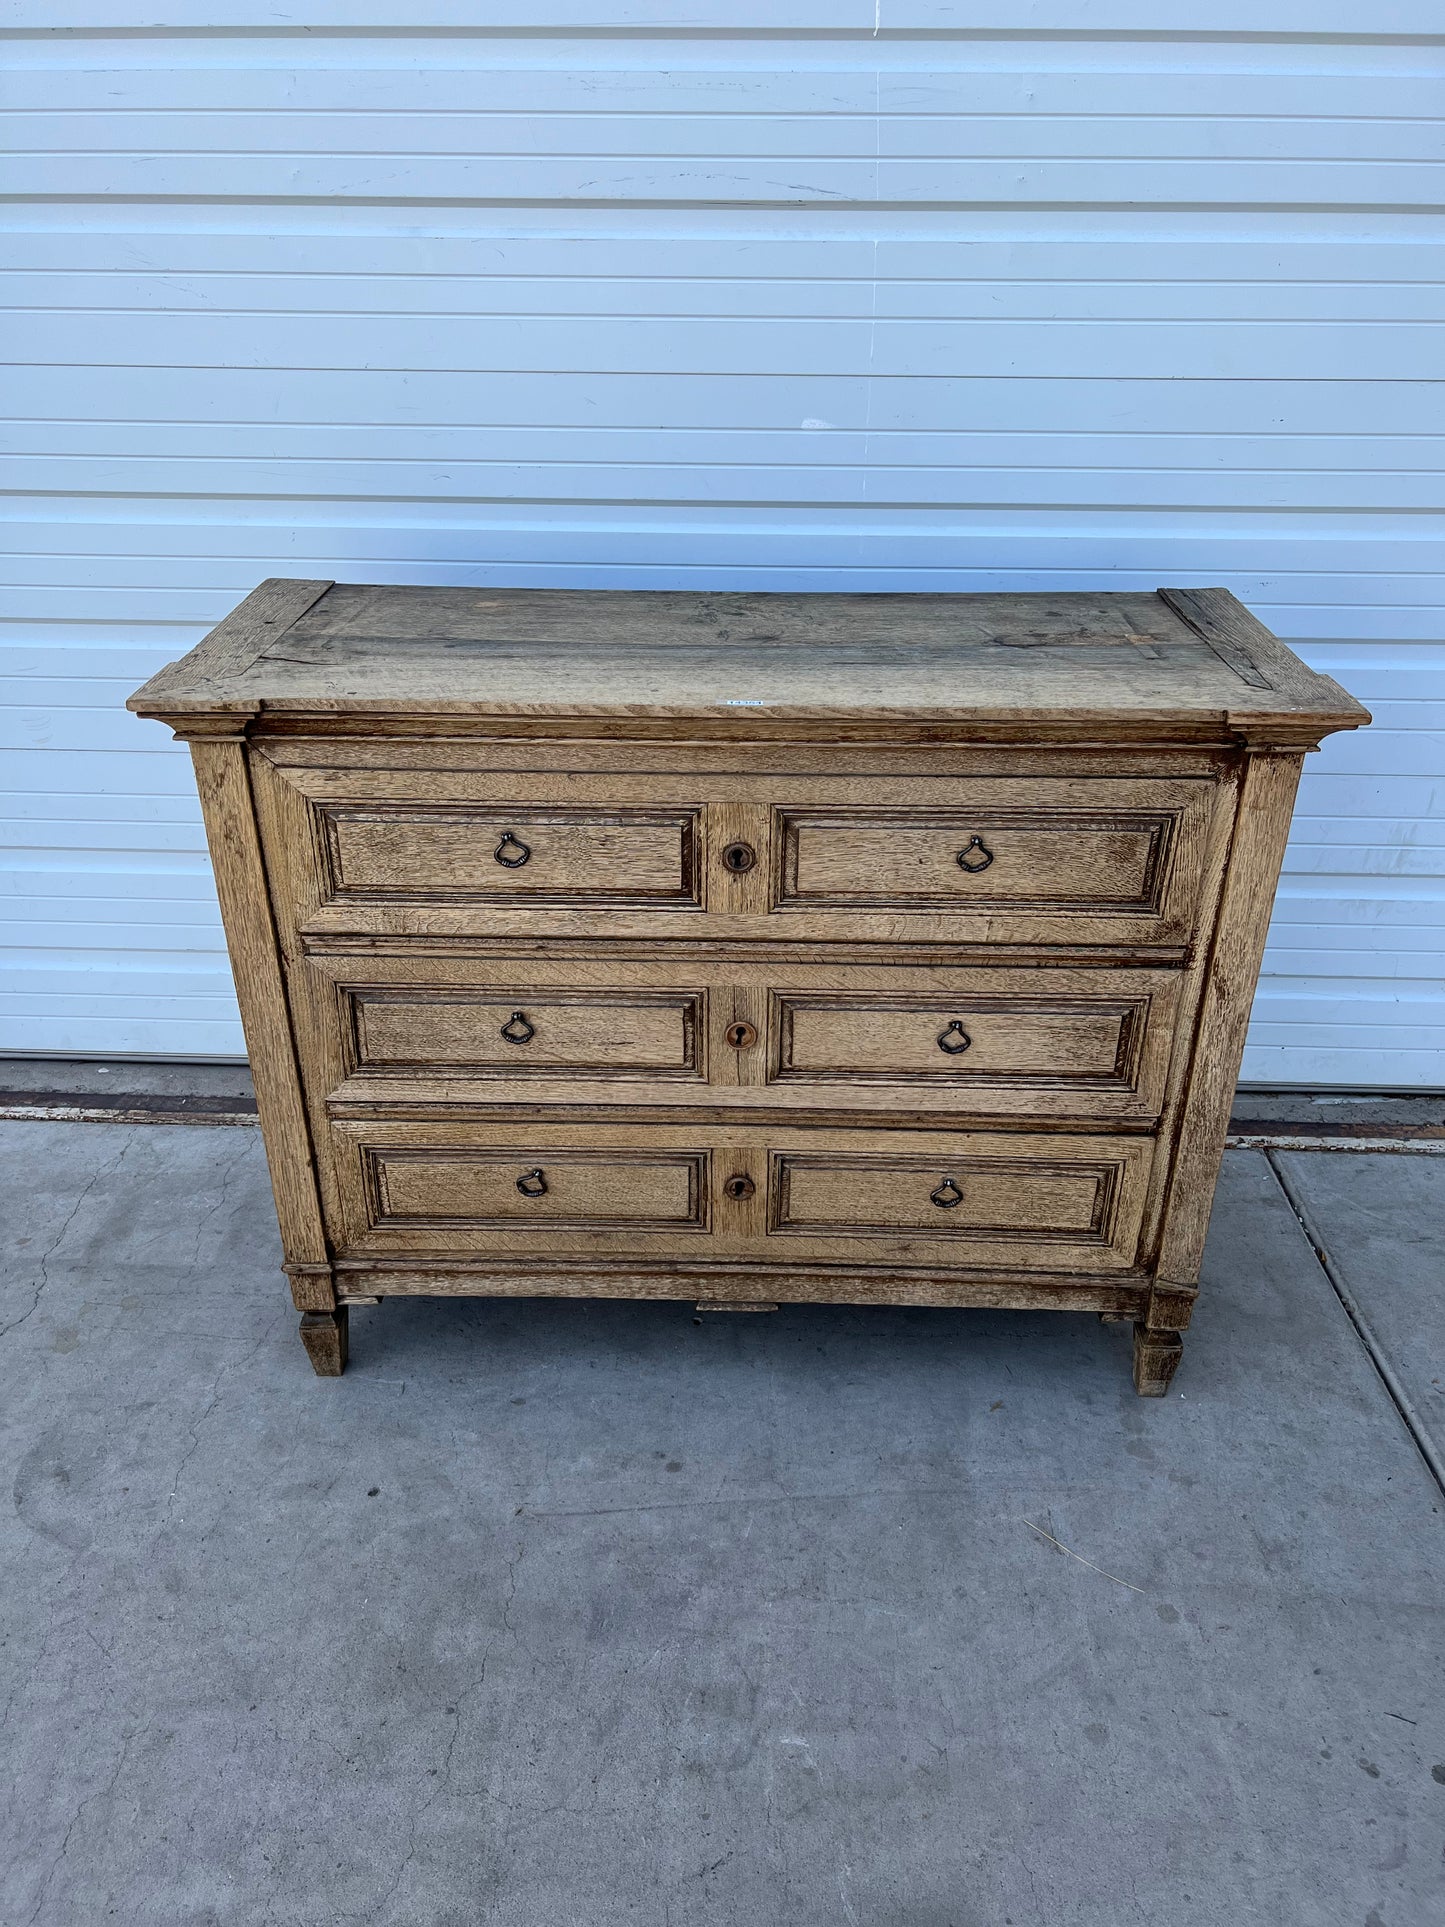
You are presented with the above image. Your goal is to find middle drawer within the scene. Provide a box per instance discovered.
[305,954,1184,1122]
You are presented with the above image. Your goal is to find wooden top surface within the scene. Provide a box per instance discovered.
[128,581,1368,742]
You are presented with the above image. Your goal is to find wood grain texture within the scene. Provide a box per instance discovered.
[129,582,1370,744]
[1133,1323,1185,1397]
[330,1260,1150,1317]
[298,1307,348,1377]
[131,584,1366,1390]
[1153,750,1305,1288]
[1158,586,1369,733]
[269,762,1221,951]
[128,577,332,719]
[326,1117,1153,1277]
[299,951,1180,1119]
[322,803,701,907]
[188,739,330,1296]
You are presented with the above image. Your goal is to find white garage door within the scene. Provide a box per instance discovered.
[3,4,1441,1087]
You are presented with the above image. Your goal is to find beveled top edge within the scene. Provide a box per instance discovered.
[127,580,1370,742]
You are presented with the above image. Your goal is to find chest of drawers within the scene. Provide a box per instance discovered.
[129,582,1366,1393]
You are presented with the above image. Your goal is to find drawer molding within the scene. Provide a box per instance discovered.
[309,954,1182,1122]
[777,806,1178,917]
[768,1150,1123,1247]
[316,801,704,910]
[333,1119,1149,1274]
[341,983,707,1083]
[769,989,1153,1094]
[362,1144,711,1235]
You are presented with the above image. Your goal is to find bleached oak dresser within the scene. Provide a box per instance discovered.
[130,583,1366,1392]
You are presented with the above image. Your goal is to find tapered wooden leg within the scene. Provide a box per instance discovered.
[1133,1322,1183,1397]
[299,1306,348,1377]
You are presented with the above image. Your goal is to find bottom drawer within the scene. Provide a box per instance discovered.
[330,1120,1154,1275]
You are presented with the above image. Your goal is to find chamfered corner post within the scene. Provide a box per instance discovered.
[186,726,340,1343]
[1141,745,1306,1397]
[299,1307,349,1377]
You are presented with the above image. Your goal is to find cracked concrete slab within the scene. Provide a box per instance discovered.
[2,1122,1444,1926]
[1272,1149,1445,1476]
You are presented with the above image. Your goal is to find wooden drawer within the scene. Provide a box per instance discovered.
[305,955,1183,1121]
[318,802,701,908]
[329,1119,1152,1274]
[767,977,1181,1110]
[341,981,703,1081]
[772,1150,1116,1246]
[256,757,1221,949]
[779,807,1173,917]
[364,1145,706,1235]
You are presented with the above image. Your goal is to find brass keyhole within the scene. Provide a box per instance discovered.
[725,1021,758,1050]
[723,1173,756,1202]
[721,841,756,874]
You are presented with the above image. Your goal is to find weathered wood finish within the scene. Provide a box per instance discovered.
[326,1117,1153,1275]
[130,583,1368,1388]
[298,1306,348,1377]
[187,738,332,1312]
[303,953,1182,1119]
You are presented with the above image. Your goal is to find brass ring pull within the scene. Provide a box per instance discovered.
[725,1020,758,1050]
[723,1173,755,1202]
[721,840,756,874]
[955,836,994,874]
[494,830,531,868]
[937,1020,972,1056]
[930,1176,964,1210]
[515,1167,547,1198]
[500,1010,535,1046]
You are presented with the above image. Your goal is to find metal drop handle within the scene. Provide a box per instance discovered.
[494,830,531,868]
[500,1010,535,1046]
[930,1176,964,1210]
[937,1020,972,1056]
[515,1167,548,1198]
[955,836,994,874]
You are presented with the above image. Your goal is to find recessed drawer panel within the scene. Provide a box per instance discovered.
[774,992,1150,1090]
[366,1146,707,1234]
[304,956,1180,1120]
[760,1137,1151,1269]
[773,1153,1112,1242]
[780,809,1173,916]
[320,804,701,907]
[256,757,1222,948]
[329,1120,1151,1275]
[349,987,702,1080]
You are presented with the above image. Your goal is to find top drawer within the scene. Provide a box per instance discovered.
[254,755,1225,949]
[779,807,1173,917]
[322,804,699,909]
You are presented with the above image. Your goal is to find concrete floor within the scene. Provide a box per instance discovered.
[2,1122,1442,1926]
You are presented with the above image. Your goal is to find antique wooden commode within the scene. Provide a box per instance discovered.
[129,583,1366,1391]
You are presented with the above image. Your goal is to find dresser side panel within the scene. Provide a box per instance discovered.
[189,740,330,1299]
[1154,749,1305,1286]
